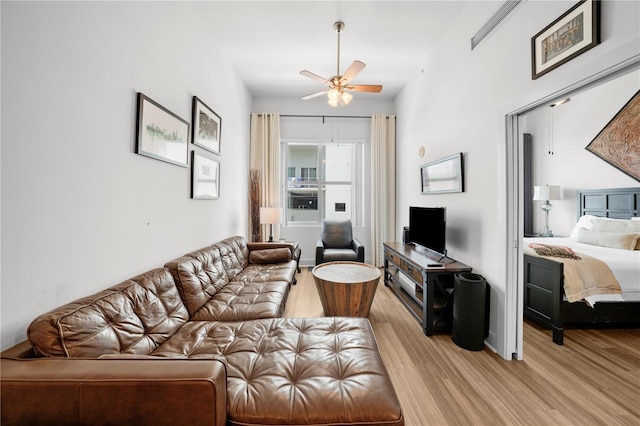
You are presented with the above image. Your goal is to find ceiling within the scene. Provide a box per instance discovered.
[200,1,474,100]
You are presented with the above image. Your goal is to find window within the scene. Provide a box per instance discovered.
[283,140,363,225]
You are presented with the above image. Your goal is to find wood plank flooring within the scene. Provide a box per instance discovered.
[284,268,640,426]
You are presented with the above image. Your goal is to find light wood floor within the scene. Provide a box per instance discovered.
[284,268,640,426]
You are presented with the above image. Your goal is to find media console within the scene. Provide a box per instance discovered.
[383,242,472,336]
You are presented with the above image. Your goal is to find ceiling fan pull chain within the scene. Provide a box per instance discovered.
[335,22,343,76]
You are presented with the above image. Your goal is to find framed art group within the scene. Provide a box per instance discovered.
[192,96,221,155]
[135,92,222,199]
[191,151,220,199]
[135,93,189,167]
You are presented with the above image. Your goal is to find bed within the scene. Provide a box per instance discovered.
[523,187,640,345]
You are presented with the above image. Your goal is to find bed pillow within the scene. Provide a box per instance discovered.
[569,215,597,240]
[591,218,640,249]
[575,228,640,250]
[591,217,640,233]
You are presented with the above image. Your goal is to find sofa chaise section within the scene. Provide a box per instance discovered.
[151,317,404,426]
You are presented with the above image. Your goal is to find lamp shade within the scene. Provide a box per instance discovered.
[260,207,281,224]
[533,185,561,201]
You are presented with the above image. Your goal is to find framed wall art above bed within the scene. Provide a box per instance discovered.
[585,90,640,182]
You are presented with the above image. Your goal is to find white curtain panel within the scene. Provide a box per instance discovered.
[371,114,396,267]
[250,113,281,240]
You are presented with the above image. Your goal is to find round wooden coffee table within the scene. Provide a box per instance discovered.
[311,261,381,317]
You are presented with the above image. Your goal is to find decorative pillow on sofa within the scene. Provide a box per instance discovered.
[575,228,640,251]
[249,247,291,264]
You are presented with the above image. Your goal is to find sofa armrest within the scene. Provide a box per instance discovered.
[1,357,227,426]
[352,238,365,262]
[315,238,325,265]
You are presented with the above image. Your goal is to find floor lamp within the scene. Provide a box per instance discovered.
[260,207,281,242]
[533,185,561,237]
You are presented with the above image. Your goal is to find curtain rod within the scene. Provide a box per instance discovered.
[255,114,392,121]
[278,114,370,119]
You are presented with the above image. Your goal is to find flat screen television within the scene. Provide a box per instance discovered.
[409,206,446,257]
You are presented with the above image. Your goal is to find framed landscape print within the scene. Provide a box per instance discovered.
[136,93,189,167]
[531,0,600,80]
[192,96,221,155]
[421,152,464,194]
[191,151,220,199]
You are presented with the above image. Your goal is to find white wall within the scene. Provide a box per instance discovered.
[395,0,639,358]
[252,97,394,265]
[1,2,251,349]
[524,70,639,236]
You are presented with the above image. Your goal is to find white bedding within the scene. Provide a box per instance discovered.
[524,237,640,305]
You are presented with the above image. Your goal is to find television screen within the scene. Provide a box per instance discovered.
[409,206,446,256]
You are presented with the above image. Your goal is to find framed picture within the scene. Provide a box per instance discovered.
[191,151,220,199]
[421,152,464,194]
[136,93,189,167]
[586,90,640,182]
[192,96,221,155]
[531,0,600,80]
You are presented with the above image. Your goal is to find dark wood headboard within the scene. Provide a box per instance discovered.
[577,187,640,220]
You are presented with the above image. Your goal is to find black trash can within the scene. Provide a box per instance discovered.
[452,273,489,351]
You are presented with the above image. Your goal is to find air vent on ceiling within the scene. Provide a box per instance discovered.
[471,0,524,50]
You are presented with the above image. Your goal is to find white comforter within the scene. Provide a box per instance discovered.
[524,237,640,305]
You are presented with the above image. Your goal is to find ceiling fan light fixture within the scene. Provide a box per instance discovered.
[341,90,353,105]
[301,21,382,106]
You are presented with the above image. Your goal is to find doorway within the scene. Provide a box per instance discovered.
[504,58,640,360]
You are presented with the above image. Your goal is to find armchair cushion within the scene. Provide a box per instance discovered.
[321,220,354,248]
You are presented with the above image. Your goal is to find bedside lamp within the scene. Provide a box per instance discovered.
[260,207,281,242]
[533,185,561,237]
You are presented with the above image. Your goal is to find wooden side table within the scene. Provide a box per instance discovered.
[311,261,381,317]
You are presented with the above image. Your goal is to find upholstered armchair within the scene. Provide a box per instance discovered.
[315,219,365,265]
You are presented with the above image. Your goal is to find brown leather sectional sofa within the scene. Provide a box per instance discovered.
[1,236,404,426]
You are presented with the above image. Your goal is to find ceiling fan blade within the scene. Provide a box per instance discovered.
[302,89,329,100]
[347,84,383,93]
[300,70,332,86]
[340,60,366,85]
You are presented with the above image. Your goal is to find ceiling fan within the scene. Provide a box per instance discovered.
[300,21,382,107]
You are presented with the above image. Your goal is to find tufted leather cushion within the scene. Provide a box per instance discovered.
[165,245,229,317]
[151,317,404,426]
[214,236,250,280]
[321,220,354,248]
[235,261,297,283]
[190,280,290,321]
[28,268,189,358]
